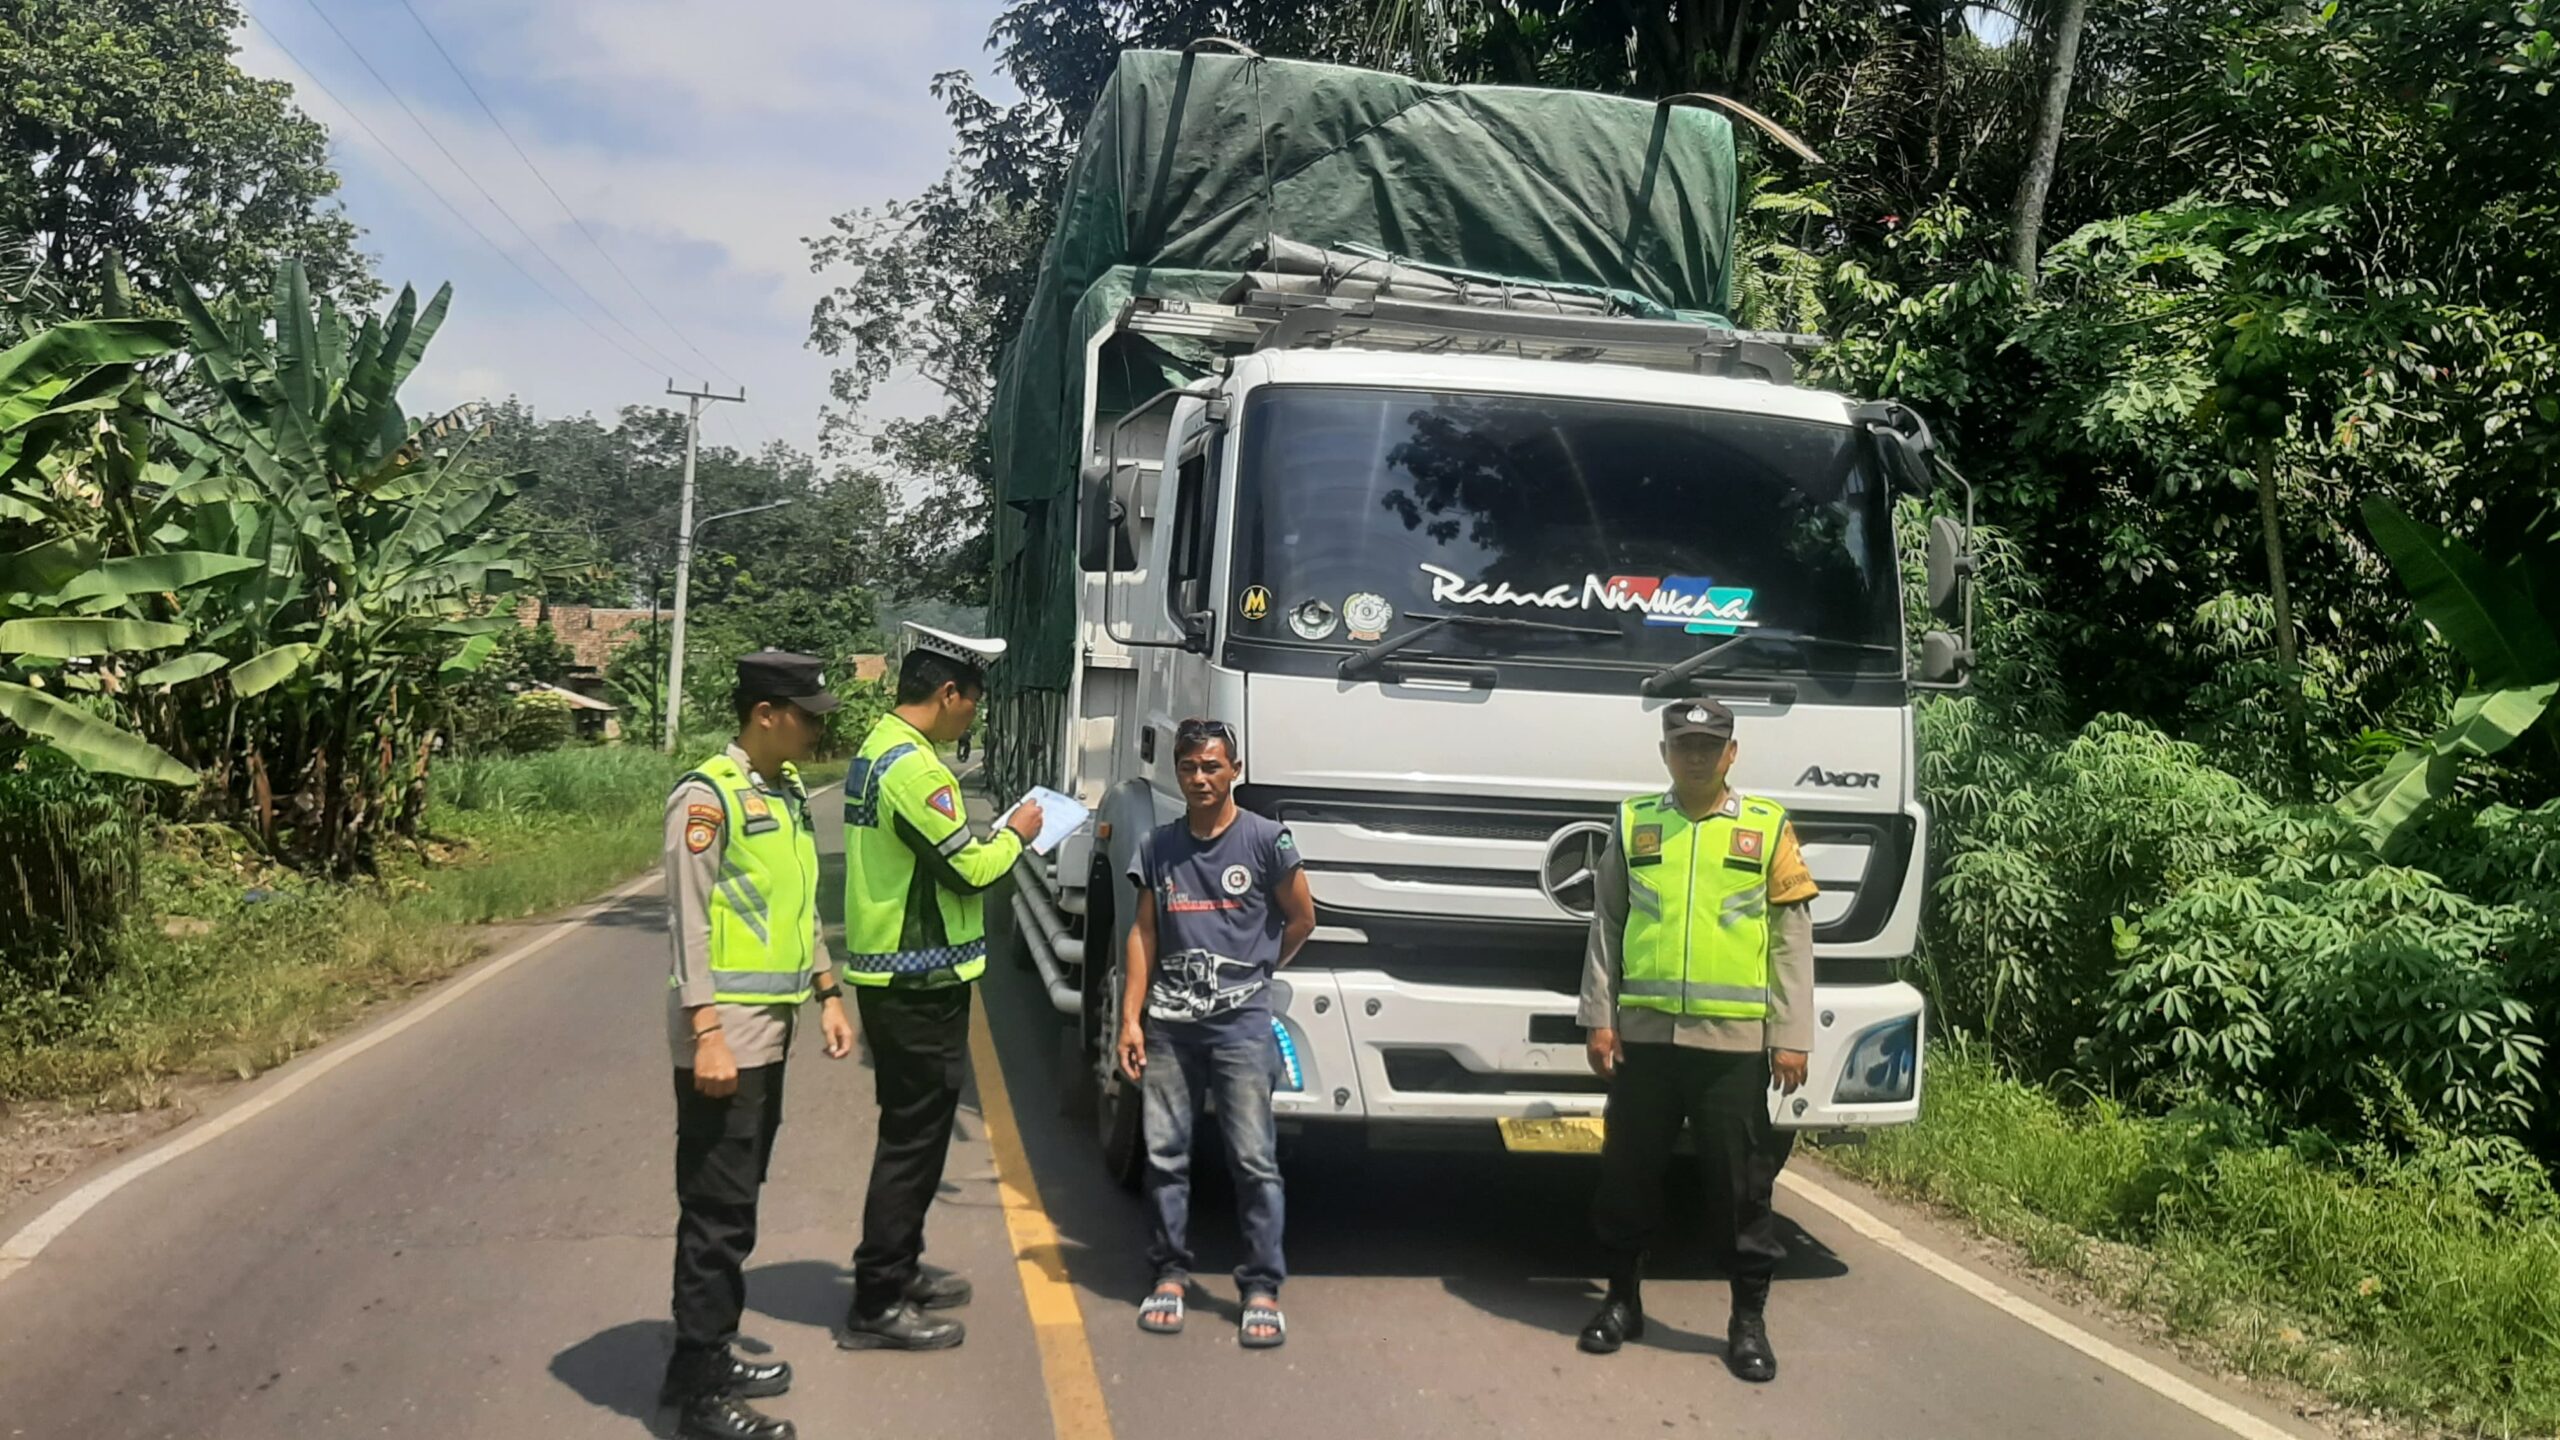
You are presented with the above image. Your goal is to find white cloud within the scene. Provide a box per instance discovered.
[233,0,1003,456]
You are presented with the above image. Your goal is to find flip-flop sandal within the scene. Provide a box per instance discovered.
[1138,1289,1186,1335]
[1240,1300,1286,1350]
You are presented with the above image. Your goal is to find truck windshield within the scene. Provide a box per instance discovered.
[1229,385,1899,677]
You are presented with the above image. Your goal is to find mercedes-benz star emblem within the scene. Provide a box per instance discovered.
[1539,821,1615,920]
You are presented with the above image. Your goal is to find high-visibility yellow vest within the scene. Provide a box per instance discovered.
[1616,791,1786,1019]
[841,713,1021,985]
[685,753,819,1005]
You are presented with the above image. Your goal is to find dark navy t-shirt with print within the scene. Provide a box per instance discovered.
[1128,811,1302,1040]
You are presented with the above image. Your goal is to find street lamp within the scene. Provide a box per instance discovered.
[662,497,795,752]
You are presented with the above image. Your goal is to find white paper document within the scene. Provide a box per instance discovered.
[996,786,1091,856]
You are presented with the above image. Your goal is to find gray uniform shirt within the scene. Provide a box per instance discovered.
[665,744,834,1069]
[1576,790,1818,1056]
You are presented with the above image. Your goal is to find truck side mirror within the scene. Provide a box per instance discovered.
[1855,400,1937,497]
[1917,630,1972,686]
[1180,609,1215,655]
[1925,514,1974,621]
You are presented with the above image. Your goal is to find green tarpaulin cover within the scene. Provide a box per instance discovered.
[987,48,1741,720]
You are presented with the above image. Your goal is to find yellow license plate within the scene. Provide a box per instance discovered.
[1497,1117,1607,1154]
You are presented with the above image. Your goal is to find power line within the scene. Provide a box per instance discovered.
[386,0,746,391]
[247,15,665,380]
[292,0,693,382]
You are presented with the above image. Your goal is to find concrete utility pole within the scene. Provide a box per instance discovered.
[662,381,745,752]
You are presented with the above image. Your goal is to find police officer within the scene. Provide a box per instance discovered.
[1576,698,1819,1383]
[837,623,1043,1350]
[663,652,856,1440]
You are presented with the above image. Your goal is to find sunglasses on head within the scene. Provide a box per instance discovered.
[1173,717,1241,759]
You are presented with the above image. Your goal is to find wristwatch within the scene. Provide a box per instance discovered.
[812,984,844,1005]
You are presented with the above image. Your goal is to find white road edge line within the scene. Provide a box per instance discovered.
[0,867,668,1287]
[1778,1169,2302,1440]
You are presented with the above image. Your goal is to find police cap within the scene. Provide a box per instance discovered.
[1661,697,1735,742]
[735,650,840,714]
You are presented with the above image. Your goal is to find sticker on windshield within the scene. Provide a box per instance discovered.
[1288,599,1339,641]
[1419,563,1760,636]
[1238,585,1272,622]
[1343,592,1394,641]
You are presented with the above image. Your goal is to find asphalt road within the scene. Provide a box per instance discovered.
[0,782,2323,1440]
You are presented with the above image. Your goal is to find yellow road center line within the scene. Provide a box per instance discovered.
[969,1003,1115,1440]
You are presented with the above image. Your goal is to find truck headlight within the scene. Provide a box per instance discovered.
[1833,1015,1916,1104]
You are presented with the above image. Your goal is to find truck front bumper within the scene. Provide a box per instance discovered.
[1265,971,1924,1131]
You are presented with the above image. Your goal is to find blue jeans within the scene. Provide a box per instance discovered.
[1141,1023,1286,1296]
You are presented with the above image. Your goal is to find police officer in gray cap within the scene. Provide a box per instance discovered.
[1576,698,1820,1382]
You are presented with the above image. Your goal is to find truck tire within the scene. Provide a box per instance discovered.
[1081,853,1145,1189]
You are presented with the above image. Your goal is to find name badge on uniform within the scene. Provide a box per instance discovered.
[739,789,779,835]
[1628,823,1664,868]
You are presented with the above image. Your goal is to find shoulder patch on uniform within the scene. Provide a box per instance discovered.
[928,785,959,819]
[686,802,722,825]
[684,815,718,853]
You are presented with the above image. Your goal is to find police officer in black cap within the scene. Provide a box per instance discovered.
[1575,697,1820,1382]
[659,650,856,1440]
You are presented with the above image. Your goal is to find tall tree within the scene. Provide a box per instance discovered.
[2003,0,2088,290]
[0,0,377,309]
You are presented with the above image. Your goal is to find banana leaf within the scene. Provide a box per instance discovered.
[229,642,314,697]
[0,679,196,784]
[56,552,264,603]
[0,616,188,657]
[135,652,230,687]
[2362,497,2560,687]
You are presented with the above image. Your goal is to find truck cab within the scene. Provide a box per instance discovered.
[1003,288,1967,1178]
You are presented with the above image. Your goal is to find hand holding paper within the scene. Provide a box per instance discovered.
[998,786,1091,856]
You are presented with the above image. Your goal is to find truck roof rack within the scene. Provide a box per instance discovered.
[1119,292,1815,386]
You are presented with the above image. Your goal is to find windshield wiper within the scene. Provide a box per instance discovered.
[1640,629,1898,696]
[1338,610,1617,681]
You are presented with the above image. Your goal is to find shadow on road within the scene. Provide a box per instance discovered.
[548,1320,665,1427]
[744,1258,855,1329]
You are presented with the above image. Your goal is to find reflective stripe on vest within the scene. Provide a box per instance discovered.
[841,715,991,987]
[1615,791,1785,1020]
[686,754,818,1006]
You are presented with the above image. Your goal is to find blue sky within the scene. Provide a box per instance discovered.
[234,0,1011,458]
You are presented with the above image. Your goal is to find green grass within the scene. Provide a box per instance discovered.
[1820,1048,2560,1433]
[0,746,744,1106]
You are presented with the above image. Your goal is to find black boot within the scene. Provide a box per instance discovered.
[721,1352,791,1399]
[904,1263,973,1310]
[1578,1288,1645,1355]
[839,1300,966,1351]
[675,1392,796,1440]
[1726,1306,1777,1383]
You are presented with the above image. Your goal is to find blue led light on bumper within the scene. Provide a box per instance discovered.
[1271,1016,1305,1092]
[1834,1014,1917,1104]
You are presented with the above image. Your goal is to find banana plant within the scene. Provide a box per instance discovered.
[2343,496,2560,841]
[0,315,249,783]
[147,259,537,871]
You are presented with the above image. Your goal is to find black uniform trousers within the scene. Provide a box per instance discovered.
[1592,1043,1795,1309]
[852,984,972,1316]
[667,1062,786,1402]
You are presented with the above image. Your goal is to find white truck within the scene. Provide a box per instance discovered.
[1000,275,1974,1180]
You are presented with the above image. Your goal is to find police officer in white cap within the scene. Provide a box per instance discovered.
[836,624,1042,1351]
